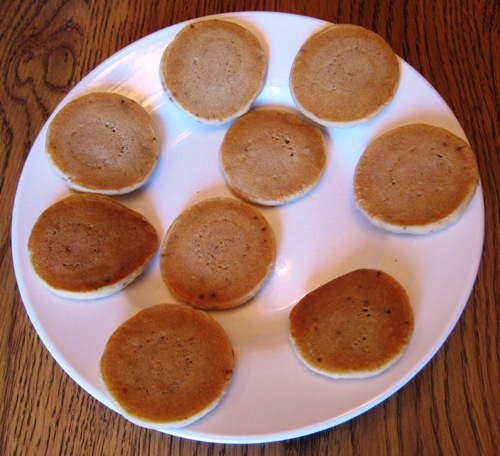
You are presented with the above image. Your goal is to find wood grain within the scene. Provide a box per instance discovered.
[1,1,498,455]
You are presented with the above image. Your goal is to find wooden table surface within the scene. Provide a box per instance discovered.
[1,1,498,454]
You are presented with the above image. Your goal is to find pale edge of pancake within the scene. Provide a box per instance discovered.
[99,369,232,430]
[289,71,400,129]
[47,160,158,195]
[221,175,325,206]
[288,330,411,379]
[45,151,158,195]
[163,251,276,309]
[28,248,157,300]
[354,182,479,235]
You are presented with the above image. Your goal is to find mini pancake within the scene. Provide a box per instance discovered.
[160,197,276,309]
[219,109,327,205]
[27,193,159,299]
[100,304,234,429]
[46,92,158,194]
[160,19,267,125]
[290,24,400,127]
[289,269,414,379]
[354,123,480,234]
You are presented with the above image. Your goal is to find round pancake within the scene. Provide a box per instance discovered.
[290,24,400,127]
[46,92,158,194]
[160,19,267,125]
[27,193,159,299]
[289,269,414,379]
[160,197,276,309]
[219,109,327,205]
[100,304,234,429]
[354,123,480,234]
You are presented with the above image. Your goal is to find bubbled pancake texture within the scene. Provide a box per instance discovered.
[160,19,267,125]
[46,92,158,194]
[100,304,234,428]
[289,269,414,378]
[160,198,276,309]
[28,194,158,298]
[290,24,400,127]
[220,109,327,205]
[354,124,479,234]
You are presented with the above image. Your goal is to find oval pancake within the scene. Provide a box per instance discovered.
[219,109,327,205]
[28,193,159,299]
[160,197,276,309]
[290,24,400,127]
[289,269,414,379]
[100,304,234,429]
[160,19,267,125]
[46,92,158,194]
[354,123,480,234]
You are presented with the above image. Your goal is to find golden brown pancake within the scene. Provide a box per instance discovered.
[354,124,480,234]
[160,197,276,309]
[160,19,267,125]
[290,24,400,127]
[100,304,234,428]
[46,92,158,194]
[219,109,327,205]
[28,193,159,299]
[289,269,414,378]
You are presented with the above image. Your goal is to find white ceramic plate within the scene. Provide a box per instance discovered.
[11,12,484,444]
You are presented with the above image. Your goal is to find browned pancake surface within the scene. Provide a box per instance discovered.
[219,109,326,205]
[289,269,414,378]
[354,124,479,234]
[290,24,400,127]
[28,194,158,298]
[160,19,267,125]
[160,197,276,309]
[46,92,158,194]
[100,304,234,428]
